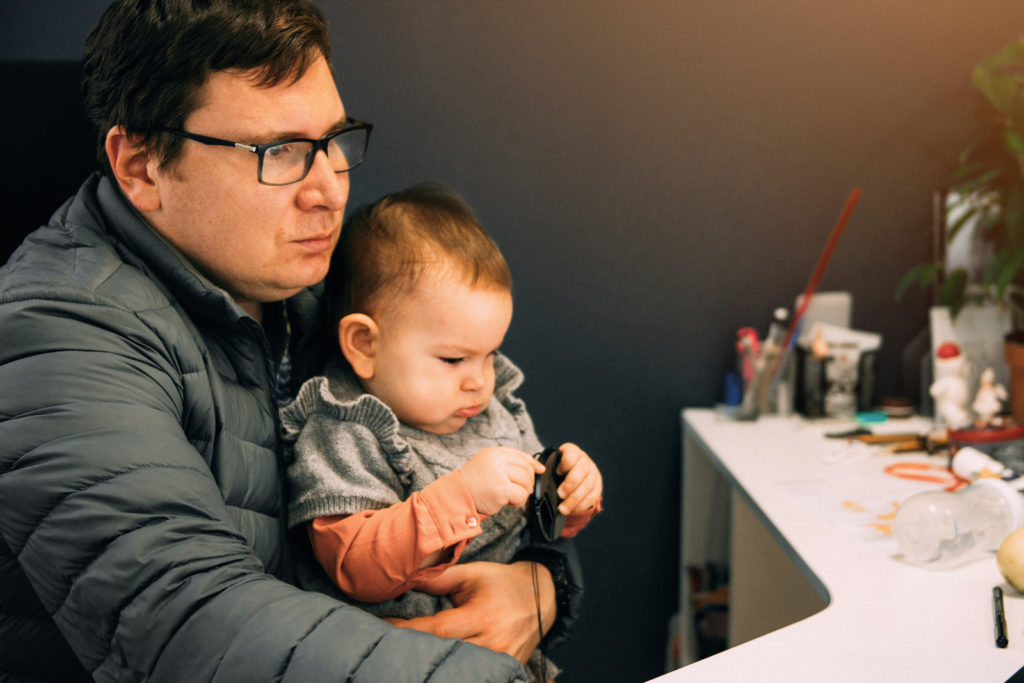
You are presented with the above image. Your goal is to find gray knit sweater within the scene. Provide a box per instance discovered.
[280,351,544,618]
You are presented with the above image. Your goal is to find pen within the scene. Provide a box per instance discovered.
[994,586,1008,648]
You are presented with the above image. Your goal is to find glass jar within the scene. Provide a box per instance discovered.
[892,478,1024,569]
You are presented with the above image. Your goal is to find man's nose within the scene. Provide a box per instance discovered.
[298,150,348,211]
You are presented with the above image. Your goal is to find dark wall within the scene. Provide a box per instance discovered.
[6,2,1024,682]
[0,62,94,260]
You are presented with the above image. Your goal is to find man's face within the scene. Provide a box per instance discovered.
[362,269,514,435]
[147,55,349,314]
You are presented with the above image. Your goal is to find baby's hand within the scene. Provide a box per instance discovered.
[460,446,545,515]
[555,443,603,516]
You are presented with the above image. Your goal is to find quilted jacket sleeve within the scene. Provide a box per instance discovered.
[0,294,526,682]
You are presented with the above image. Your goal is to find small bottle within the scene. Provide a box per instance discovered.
[765,307,788,349]
[892,478,1024,569]
[763,308,793,415]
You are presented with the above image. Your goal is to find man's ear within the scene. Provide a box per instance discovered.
[338,313,379,379]
[105,125,161,212]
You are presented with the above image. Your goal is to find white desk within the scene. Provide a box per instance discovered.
[654,408,1024,682]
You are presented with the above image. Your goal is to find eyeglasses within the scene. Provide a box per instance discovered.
[159,120,373,185]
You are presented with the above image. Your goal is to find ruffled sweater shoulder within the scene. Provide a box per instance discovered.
[280,352,542,528]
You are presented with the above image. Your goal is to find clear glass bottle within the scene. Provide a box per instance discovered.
[892,478,1024,569]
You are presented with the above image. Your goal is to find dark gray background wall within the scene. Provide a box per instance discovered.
[5,2,1024,681]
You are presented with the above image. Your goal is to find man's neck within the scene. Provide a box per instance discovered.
[240,301,263,323]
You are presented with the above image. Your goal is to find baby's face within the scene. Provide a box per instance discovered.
[364,270,513,435]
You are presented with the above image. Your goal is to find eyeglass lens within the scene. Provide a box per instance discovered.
[260,128,368,185]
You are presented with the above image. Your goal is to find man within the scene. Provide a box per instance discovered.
[0,1,581,681]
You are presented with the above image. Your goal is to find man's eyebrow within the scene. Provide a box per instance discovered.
[252,117,352,143]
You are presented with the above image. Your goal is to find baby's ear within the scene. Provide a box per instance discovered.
[338,313,378,379]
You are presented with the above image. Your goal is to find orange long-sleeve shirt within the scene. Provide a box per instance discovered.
[308,470,600,602]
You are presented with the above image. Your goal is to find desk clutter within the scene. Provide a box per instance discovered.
[728,303,1024,578]
[723,292,1024,471]
[729,188,865,422]
[726,291,882,421]
[716,288,1024,654]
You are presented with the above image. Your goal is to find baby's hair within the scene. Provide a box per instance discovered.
[327,182,511,330]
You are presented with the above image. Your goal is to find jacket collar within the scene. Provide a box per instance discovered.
[91,172,254,329]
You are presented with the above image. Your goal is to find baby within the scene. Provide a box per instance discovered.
[280,183,602,680]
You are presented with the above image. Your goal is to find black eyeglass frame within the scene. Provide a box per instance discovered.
[158,120,373,185]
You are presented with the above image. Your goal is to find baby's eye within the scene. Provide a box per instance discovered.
[440,357,464,365]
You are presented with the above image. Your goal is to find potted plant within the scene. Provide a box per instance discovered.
[898,38,1024,419]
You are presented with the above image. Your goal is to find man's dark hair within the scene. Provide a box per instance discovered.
[82,0,332,177]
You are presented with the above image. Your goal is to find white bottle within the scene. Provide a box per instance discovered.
[892,478,1024,569]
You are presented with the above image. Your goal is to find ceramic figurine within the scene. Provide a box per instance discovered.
[972,366,1008,425]
[930,341,970,429]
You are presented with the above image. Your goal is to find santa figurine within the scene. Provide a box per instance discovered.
[972,366,1007,426]
[930,341,970,429]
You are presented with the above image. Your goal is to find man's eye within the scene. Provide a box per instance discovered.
[265,142,303,161]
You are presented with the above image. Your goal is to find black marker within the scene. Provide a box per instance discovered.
[994,586,1008,649]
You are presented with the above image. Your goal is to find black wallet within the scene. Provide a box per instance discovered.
[529,447,567,543]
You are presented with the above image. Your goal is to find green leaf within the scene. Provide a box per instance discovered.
[952,168,1004,194]
[979,210,1005,235]
[1005,181,1024,248]
[894,262,939,301]
[973,41,1024,118]
[1006,129,1024,157]
[939,269,969,315]
[946,203,984,242]
[984,249,1010,285]
[996,250,1024,297]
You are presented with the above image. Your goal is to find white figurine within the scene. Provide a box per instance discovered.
[930,341,970,429]
[972,366,1007,425]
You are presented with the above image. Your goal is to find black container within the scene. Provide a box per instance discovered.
[795,347,877,418]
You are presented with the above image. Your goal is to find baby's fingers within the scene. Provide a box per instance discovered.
[558,477,599,515]
[506,451,543,506]
[555,446,594,493]
[558,464,602,515]
[555,442,585,475]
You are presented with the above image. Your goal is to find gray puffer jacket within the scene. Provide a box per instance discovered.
[0,173,527,682]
